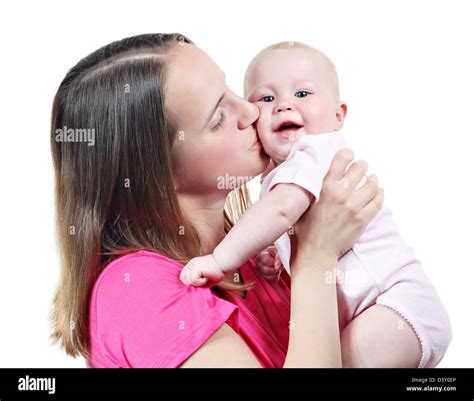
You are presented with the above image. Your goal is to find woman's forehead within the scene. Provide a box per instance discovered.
[165,44,225,127]
[167,44,223,92]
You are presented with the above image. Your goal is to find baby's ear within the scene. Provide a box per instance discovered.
[335,102,348,130]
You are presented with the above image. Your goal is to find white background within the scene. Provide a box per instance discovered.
[0,0,472,368]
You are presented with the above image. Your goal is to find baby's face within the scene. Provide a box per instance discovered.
[246,48,343,164]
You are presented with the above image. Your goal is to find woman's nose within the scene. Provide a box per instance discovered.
[238,99,259,130]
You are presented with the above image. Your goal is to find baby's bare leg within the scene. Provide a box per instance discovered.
[340,304,422,368]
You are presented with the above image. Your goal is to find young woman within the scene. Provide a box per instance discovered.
[49,33,419,368]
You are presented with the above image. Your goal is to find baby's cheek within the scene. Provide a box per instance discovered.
[256,109,272,136]
[256,121,273,150]
[305,104,335,133]
[256,118,268,137]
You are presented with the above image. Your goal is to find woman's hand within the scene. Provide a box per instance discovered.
[291,148,384,266]
[284,148,383,368]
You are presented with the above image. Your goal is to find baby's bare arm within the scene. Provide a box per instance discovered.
[213,183,313,272]
[341,304,422,368]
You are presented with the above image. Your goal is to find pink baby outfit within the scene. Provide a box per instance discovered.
[260,131,452,368]
[86,250,291,368]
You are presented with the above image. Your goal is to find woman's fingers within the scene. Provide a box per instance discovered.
[342,159,369,192]
[292,145,384,263]
[322,158,370,210]
[324,148,354,183]
[348,174,379,210]
[357,188,384,227]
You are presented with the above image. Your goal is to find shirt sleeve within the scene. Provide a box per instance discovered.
[260,132,346,201]
[91,251,239,368]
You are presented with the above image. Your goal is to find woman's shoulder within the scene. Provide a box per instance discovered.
[97,249,181,281]
[92,250,184,297]
[91,250,205,321]
[89,250,238,368]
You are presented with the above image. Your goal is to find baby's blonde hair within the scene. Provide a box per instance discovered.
[244,41,340,100]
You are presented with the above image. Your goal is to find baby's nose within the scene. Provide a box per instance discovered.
[276,102,294,112]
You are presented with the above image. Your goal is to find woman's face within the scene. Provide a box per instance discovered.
[165,44,269,195]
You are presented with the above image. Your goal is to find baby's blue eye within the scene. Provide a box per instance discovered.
[259,95,274,102]
[295,91,310,98]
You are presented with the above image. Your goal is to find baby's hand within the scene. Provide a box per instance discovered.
[179,254,226,287]
[256,246,283,283]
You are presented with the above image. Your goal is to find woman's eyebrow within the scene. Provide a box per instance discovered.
[204,92,225,127]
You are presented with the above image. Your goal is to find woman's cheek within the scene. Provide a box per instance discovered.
[205,137,243,177]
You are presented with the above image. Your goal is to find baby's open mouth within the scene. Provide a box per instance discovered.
[274,121,304,138]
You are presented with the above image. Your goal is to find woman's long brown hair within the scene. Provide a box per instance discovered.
[49,33,254,360]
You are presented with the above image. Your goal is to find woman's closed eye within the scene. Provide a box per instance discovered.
[211,109,227,131]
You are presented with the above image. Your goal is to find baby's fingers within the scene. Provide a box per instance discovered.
[274,253,283,272]
[179,265,209,287]
[179,266,191,285]
[191,276,209,287]
[259,263,280,276]
[188,267,209,287]
[257,251,275,267]
[263,272,281,283]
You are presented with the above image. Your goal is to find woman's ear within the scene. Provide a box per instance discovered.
[335,102,348,130]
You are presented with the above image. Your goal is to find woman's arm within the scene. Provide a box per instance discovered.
[180,149,383,367]
[180,252,340,368]
[284,251,341,367]
[179,323,262,368]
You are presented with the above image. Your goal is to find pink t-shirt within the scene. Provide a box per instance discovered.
[86,250,291,368]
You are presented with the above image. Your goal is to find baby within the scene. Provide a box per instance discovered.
[180,42,452,368]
